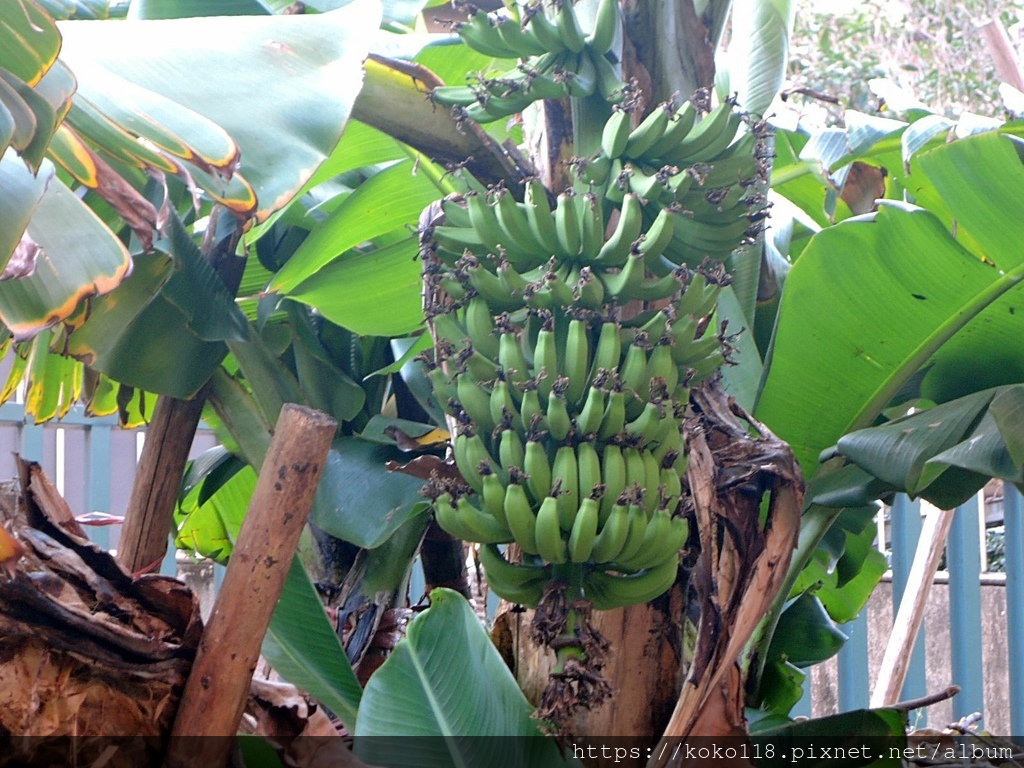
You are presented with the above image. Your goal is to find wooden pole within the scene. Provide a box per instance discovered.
[871,502,956,707]
[979,18,1024,93]
[165,404,336,768]
[119,391,207,574]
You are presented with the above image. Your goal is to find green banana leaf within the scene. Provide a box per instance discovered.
[0,163,131,339]
[752,707,907,768]
[270,158,442,292]
[58,0,383,221]
[312,436,430,550]
[354,589,567,766]
[831,385,1024,508]
[0,149,51,274]
[756,133,1024,480]
[62,210,248,398]
[766,592,848,669]
[723,0,795,118]
[263,556,363,731]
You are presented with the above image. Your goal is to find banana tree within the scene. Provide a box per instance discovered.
[0,0,956,758]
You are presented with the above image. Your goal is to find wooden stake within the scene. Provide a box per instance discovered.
[165,404,336,768]
[871,502,956,708]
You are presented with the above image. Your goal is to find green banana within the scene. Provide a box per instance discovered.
[478,543,548,607]
[453,429,492,494]
[480,464,510,526]
[504,469,540,554]
[599,249,645,302]
[464,297,499,359]
[646,339,679,394]
[556,1,587,55]
[552,447,580,531]
[568,495,600,563]
[637,205,677,262]
[664,101,738,164]
[489,376,520,428]
[628,165,667,202]
[465,261,523,313]
[432,84,483,108]
[659,466,682,514]
[622,447,647,501]
[566,49,597,97]
[586,0,619,55]
[520,382,546,434]
[467,190,505,251]
[624,399,667,445]
[624,102,672,159]
[576,439,602,501]
[590,47,625,102]
[575,378,608,436]
[597,386,626,440]
[641,449,662,512]
[590,497,630,563]
[601,107,631,159]
[432,225,485,255]
[618,335,649,400]
[494,187,548,260]
[457,10,522,59]
[435,493,514,544]
[645,100,697,161]
[499,330,530,385]
[595,192,643,266]
[546,378,573,441]
[524,178,561,255]
[494,14,546,57]
[523,4,566,54]
[533,321,558,401]
[584,554,679,609]
[498,426,525,476]
[554,190,582,258]
[600,444,627,520]
[562,317,590,405]
[577,191,604,263]
[524,433,553,502]
[535,494,568,564]
[461,346,501,382]
[612,501,650,565]
[589,321,622,386]
[574,266,606,309]
[456,372,496,435]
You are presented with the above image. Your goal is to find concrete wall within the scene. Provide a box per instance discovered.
[810,577,1010,732]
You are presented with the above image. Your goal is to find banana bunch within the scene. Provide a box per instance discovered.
[429,176,696,306]
[434,0,625,123]
[424,270,731,608]
[586,94,770,266]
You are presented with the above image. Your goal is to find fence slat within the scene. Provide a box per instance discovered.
[1004,486,1024,733]
[20,422,43,463]
[890,495,928,716]
[948,494,984,722]
[86,424,112,551]
[838,611,870,711]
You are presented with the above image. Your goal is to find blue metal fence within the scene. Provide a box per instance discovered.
[0,401,216,574]
[813,488,1019,731]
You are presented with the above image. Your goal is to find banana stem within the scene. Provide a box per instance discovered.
[571,93,613,161]
[744,502,844,695]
